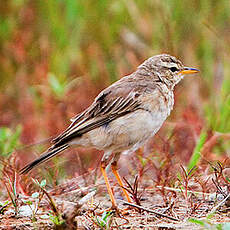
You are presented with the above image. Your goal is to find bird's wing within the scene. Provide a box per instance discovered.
[20,82,143,174]
[52,80,144,145]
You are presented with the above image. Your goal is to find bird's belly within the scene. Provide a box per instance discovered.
[79,109,169,152]
[112,109,168,151]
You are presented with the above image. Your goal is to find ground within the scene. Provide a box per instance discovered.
[1,162,230,229]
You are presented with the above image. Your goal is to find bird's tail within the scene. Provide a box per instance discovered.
[20,143,69,174]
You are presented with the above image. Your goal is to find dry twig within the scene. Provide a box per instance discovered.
[121,200,179,221]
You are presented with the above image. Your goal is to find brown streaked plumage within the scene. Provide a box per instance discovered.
[20,54,199,209]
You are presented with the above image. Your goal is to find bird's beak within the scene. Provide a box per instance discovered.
[179,67,199,75]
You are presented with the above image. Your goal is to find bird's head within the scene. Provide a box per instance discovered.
[139,54,199,87]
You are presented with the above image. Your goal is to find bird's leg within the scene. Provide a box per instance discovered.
[111,159,132,203]
[100,160,117,209]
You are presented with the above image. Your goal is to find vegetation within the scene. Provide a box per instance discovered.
[0,0,230,228]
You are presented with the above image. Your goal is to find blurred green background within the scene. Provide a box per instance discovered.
[0,0,230,182]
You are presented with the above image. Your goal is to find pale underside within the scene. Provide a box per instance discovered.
[67,84,174,163]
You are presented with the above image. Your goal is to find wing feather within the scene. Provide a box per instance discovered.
[53,89,141,145]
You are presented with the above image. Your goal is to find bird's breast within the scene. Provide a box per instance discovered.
[140,85,174,117]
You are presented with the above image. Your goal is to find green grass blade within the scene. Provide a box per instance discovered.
[188,130,207,170]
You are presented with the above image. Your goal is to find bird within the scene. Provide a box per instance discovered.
[20,54,199,209]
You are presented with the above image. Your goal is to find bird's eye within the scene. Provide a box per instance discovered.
[170,67,179,72]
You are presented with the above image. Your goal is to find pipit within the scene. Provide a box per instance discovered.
[20,54,199,209]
